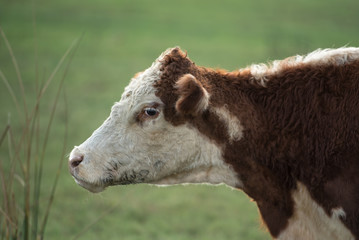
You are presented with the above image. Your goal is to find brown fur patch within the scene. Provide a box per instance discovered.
[155,48,359,238]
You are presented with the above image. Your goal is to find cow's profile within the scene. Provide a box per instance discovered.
[69,47,359,239]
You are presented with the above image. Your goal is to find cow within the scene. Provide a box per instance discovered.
[69,47,359,240]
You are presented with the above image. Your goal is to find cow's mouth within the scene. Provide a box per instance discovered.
[73,177,106,193]
[72,174,141,193]
[71,169,151,192]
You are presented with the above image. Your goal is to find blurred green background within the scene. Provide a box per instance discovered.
[1,0,359,239]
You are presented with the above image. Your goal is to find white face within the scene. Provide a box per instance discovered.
[69,50,240,193]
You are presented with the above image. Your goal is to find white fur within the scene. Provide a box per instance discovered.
[331,207,347,220]
[277,182,354,240]
[211,106,243,142]
[153,125,242,188]
[247,47,359,86]
[69,48,240,192]
[196,83,210,113]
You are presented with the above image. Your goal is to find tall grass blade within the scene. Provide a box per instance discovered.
[0,126,10,231]
[37,37,79,102]
[0,26,28,120]
[0,70,21,117]
[0,125,10,146]
[39,90,68,240]
[5,120,21,236]
[28,98,40,240]
[0,157,11,238]
[0,125,20,239]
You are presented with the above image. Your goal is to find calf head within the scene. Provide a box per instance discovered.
[69,47,240,193]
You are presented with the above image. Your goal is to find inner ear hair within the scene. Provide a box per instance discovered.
[175,74,209,116]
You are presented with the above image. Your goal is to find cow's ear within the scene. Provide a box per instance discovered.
[175,74,209,116]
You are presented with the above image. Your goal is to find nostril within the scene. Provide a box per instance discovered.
[70,155,84,168]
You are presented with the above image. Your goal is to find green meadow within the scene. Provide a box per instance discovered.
[1,0,359,239]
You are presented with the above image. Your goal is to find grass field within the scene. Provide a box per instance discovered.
[1,0,359,239]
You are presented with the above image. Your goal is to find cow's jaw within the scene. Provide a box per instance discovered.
[69,114,241,192]
[149,128,242,188]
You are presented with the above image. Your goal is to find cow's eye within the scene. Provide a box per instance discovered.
[136,105,161,124]
[144,108,159,117]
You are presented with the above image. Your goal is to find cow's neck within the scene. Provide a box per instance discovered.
[187,68,292,234]
[197,67,356,239]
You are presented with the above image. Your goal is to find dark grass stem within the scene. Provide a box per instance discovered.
[0,126,13,238]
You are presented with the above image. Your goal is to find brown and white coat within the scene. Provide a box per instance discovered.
[70,47,359,239]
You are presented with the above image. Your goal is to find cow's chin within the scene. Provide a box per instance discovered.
[73,177,106,193]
